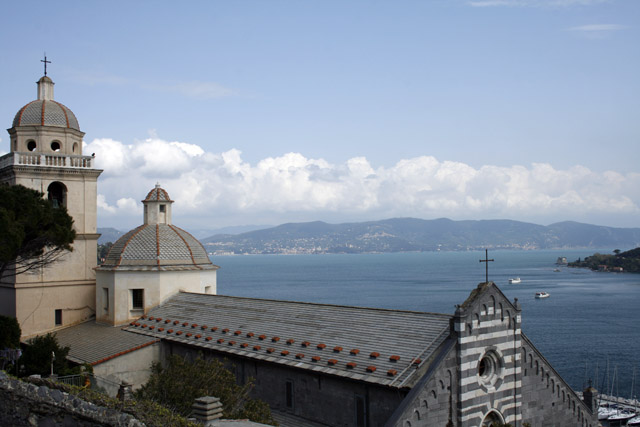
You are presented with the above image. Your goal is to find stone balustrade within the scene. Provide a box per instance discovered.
[0,152,96,169]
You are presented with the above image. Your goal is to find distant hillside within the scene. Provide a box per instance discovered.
[97,224,269,243]
[201,218,640,255]
[97,228,124,244]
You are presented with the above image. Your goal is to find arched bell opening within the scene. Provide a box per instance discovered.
[47,181,67,208]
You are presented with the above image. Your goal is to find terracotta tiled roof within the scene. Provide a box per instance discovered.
[143,186,172,202]
[124,292,452,388]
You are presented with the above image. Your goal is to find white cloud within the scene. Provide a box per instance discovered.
[468,0,609,7]
[163,81,235,99]
[567,24,627,32]
[86,136,640,230]
[567,24,627,38]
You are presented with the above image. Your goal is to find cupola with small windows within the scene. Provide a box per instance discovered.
[8,75,84,155]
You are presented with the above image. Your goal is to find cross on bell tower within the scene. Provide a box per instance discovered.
[41,53,51,76]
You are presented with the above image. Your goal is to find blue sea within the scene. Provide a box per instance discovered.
[215,250,640,398]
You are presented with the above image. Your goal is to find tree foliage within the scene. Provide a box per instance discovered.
[568,247,640,273]
[97,242,113,264]
[0,315,21,349]
[0,184,76,279]
[136,354,277,425]
[19,333,78,377]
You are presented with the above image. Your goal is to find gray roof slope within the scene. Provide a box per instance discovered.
[55,322,159,366]
[97,224,218,271]
[125,292,452,388]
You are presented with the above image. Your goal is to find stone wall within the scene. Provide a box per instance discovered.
[520,335,596,427]
[385,338,458,427]
[0,371,142,427]
[167,341,407,427]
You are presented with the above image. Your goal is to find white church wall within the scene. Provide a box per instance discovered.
[16,282,95,339]
[92,341,162,394]
[97,269,217,326]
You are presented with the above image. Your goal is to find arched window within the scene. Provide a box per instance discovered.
[73,142,78,153]
[47,182,67,208]
[481,410,505,427]
[50,141,61,152]
[27,140,37,151]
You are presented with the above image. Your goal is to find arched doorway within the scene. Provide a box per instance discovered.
[481,410,505,427]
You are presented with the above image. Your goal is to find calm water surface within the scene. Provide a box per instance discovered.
[215,250,640,398]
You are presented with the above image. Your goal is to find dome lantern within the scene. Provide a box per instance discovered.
[143,183,174,225]
[37,75,54,101]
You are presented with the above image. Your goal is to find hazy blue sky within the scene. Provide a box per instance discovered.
[1,0,638,232]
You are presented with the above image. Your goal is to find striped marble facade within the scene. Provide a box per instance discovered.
[455,283,522,426]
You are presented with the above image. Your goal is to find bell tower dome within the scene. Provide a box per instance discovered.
[0,65,103,338]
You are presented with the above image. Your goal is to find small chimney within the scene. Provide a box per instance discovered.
[192,396,223,424]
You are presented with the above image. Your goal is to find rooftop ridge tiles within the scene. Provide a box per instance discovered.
[52,100,71,128]
[109,225,147,268]
[174,291,454,319]
[126,326,409,386]
[168,224,202,268]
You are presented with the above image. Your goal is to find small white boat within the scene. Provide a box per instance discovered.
[608,409,637,422]
[535,292,550,299]
[628,415,640,426]
[599,406,618,420]
[508,277,521,284]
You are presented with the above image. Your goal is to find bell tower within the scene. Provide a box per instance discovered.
[0,68,103,338]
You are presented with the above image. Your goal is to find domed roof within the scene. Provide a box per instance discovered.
[144,185,173,202]
[98,224,217,271]
[13,99,80,130]
[11,75,81,131]
[13,100,80,130]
